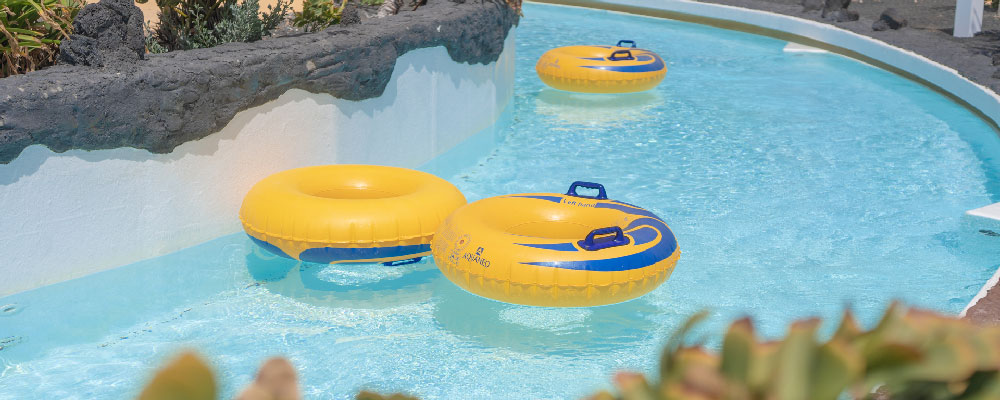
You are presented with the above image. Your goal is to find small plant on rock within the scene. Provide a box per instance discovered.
[138,0,290,52]
[0,0,83,77]
[292,0,346,32]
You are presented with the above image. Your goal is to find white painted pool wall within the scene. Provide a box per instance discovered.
[563,0,1000,127]
[0,31,516,298]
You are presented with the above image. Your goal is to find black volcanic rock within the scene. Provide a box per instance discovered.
[829,9,859,22]
[340,3,361,25]
[820,0,850,18]
[873,8,907,30]
[58,0,145,67]
[801,0,823,12]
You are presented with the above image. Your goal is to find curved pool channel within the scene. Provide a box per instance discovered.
[3,3,1000,399]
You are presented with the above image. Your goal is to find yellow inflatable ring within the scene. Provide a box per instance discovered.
[240,165,466,264]
[431,182,680,307]
[535,40,667,94]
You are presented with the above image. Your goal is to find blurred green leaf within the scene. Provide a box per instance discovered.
[810,339,862,400]
[137,351,216,400]
[356,391,420,400]
[720,317,754,383]
[772,318,820,400]
[957,371,1000,400]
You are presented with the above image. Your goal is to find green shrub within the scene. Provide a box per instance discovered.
[182,0,289,49]
[143,22,168,54]
[139,0,290,52]
[0,0,83,77]
[292,0,345,32]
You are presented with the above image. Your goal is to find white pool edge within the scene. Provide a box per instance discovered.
[961,266,1000,317]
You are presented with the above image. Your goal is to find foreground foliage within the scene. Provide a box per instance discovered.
[590,303,1000,400]
[139,0,289,52]
[0,0,83,77]
[136,303,1000,400]
[138,352,300,400]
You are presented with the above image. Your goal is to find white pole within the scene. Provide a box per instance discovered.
[954,0,984,37]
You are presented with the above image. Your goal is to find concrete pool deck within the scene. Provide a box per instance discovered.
[697,0,1000,95]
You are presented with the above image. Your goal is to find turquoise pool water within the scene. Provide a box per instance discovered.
[3,3,1000,399]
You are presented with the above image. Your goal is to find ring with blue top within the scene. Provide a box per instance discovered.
[535,40,667,93]
[431,182,680,307]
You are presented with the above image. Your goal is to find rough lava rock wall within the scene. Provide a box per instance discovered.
[0,0,518,164]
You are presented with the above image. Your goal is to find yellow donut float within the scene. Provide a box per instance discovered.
[535,40,667,94]
[431,182,680,307]
[240,165,466,265]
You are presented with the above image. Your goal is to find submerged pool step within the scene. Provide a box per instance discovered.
[782,42,829,54]
[967,202,1000,222]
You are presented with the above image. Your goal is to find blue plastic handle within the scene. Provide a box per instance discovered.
[566,181,608,200]
[383,256,423,266]
[578,227,630,251]
[608,50,634,61]
[617,40,637,48]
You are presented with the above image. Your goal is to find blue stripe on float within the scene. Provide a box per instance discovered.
[515,242,579,251]
[522,240,673,271]
[248,235,294,259]
[521,221,674,272]
[611,199,642,208]
[602,202,678,255]
[522,202,678,272]
[577,57,605,61]
[581,54,666,73]
[500,194,679,271]
[515,226,656,252]
[629,226,659,246]
[298,244,430,264]
[601,201,660,219]
[508,194,565,203]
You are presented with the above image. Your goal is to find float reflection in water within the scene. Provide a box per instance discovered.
[245,245,438,309]
[534,89,664,127]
